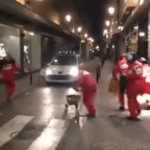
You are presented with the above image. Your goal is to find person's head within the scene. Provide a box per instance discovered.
[138,57,147,64]
[120,53,126,60]
[126,52,137,62]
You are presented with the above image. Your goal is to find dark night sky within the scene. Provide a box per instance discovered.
[53,0,108,43]
[73,0,108,43]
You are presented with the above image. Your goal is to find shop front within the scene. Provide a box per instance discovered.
[0,23,42,74]
[0,0,79,75]
[22,30,41,72]
[0,24,20,65]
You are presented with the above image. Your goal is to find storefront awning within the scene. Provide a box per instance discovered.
[0,0,80,41]
[123,0,150,33]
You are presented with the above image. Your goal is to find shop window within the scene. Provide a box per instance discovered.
[0,24,20,65]
[23,31,32,72]
[23,31,41,72]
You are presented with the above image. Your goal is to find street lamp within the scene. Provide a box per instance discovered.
[134,25,138,30]
[96,46,99,49]
[103,29,108,35]
[84,33,88,38]
[139,32,145,37]
[108,7,115,15]
[65,15,72,22]
[88,37,94,42]
[118,26,124,31]
[77,27,82,32]
[105,20,110,27]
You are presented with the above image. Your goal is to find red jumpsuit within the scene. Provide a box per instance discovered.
[142,65,150,108]
[0,64,20,101]
[126,61,145,119]
[142,64,150,77]
[75,71,97,117]
[113,58,128,109]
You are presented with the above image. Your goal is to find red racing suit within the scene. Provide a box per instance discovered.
[142,64,150,106]
[75,71,97,116]
[126,61,144,118]
[112,58,128,108]
[0,64,20,101]
[113,58,128,79]
[142,64,150,77]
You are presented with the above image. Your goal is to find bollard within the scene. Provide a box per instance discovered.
[29,69,33,85]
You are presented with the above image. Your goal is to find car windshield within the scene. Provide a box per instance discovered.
[51,55,77,65]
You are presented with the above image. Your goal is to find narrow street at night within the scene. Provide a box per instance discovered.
[0,0,150,149]
[0,62,150,150]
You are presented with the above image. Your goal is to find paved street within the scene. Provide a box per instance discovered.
[0,61,150,150]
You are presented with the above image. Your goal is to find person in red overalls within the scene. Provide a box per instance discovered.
[113,53,128,111]
[0,57,20,102]
[138,57,150,109]
[138,57,150,76]
[75,68,97,118]
[126,52,145,120]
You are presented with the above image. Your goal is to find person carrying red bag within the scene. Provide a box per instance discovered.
[112,53,128,111]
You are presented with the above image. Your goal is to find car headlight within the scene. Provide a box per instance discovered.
[69,68,79,76]
[46,69,52,75]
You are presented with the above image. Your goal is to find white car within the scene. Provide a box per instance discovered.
[43,54,83,84]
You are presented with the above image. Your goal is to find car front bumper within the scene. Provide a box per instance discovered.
[45,75,78,83]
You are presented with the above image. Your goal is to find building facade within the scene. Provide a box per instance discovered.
[104,0,150,62]
[0,0,80,77]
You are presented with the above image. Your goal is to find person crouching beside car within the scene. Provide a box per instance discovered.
[74,66,97,118]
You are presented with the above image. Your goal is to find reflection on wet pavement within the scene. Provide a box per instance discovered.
[0,83,88,150]
[1,61,150,150]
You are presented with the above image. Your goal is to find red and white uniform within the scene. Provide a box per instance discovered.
[113,58,128,78]
[112,58,128,109]
[126,61,144,118]
[140,63,150,95]
[143,64,150,77]
[0,63,20,101]
[75,70,97,116]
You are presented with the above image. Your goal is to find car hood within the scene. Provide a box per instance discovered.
[48,65,78,75]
